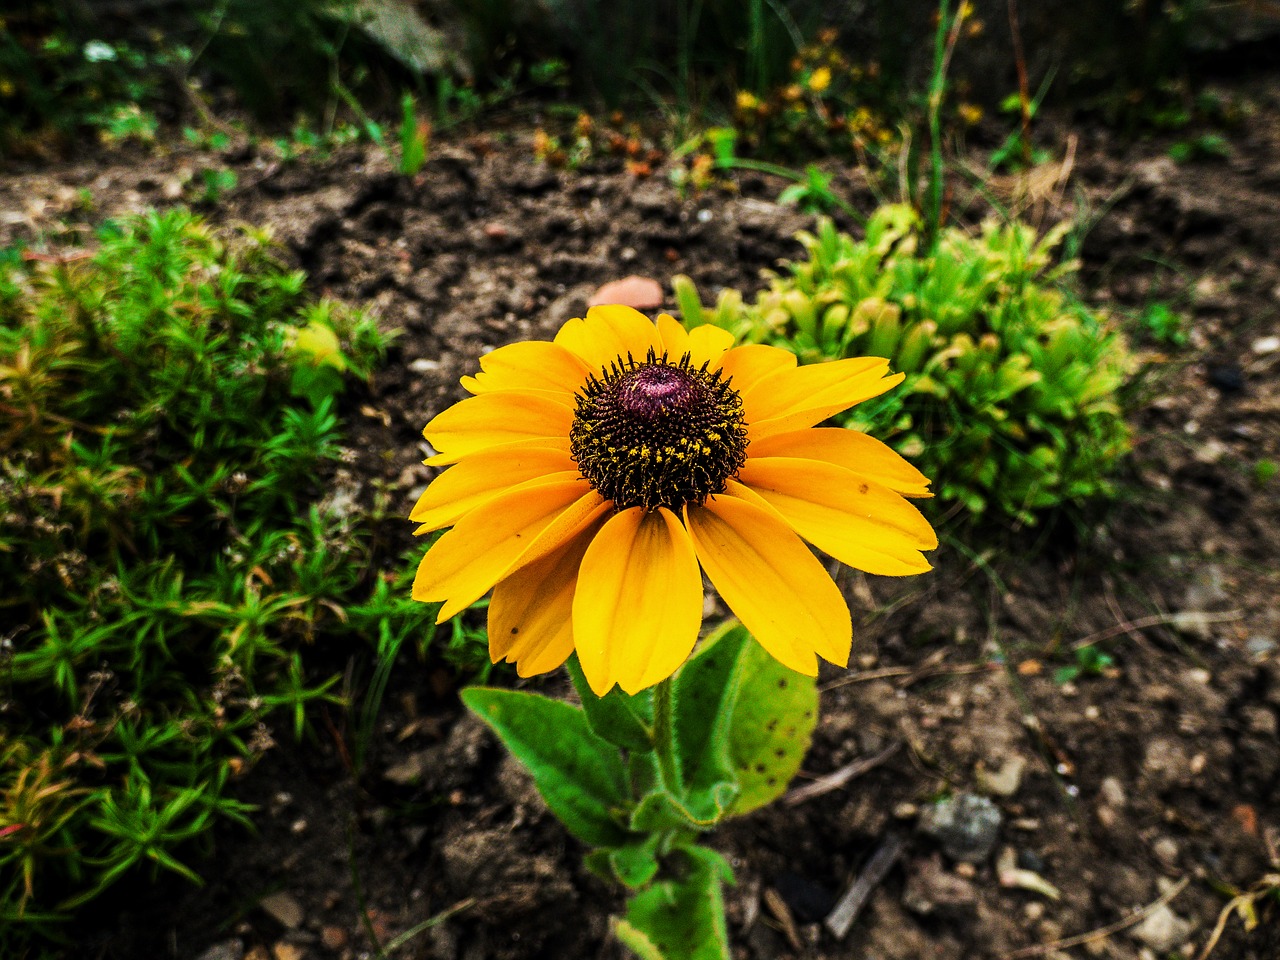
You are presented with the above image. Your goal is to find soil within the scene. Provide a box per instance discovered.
[3,76,1279,960]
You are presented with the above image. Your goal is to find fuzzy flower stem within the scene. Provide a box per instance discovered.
[651,677,682,796]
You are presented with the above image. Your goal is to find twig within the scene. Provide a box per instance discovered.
[1070,611,1242,652]
[783,743,900,806]
[825,833,906,939]
[999,877,1190,959]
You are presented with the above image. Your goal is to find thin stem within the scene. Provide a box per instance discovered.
[651,678,682,796]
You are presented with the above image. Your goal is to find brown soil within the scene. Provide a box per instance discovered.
[3,78,1279,960]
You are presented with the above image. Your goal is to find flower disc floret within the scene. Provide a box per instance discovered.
[570,350,748,512]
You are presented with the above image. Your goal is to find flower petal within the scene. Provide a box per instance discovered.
[573,507,703,696]
[462,341,592,400]
[656,313,690,358]
[554,305,663,371]
[684,493,851,675]
[409,443,578,531]
[711,343,797,392]
[686,324,735,369]
[423,392,574,465]
[413,477,606,620]
[736,457,936,575]
[748,428,932,497]
[489,513,608,678]
[746,359,905,441]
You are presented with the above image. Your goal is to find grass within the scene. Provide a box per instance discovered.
[0,209,485,950]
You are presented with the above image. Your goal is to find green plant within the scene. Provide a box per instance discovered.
[0,208,453,947]
[1254,460,1278,488]
[1053,644,1116,685]
[1168,133,1231,164]
[398,92,430,175]
[1137,302,1187,347]
[674,206,1136,526]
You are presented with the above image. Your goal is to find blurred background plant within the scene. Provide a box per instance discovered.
[2,0,1268,158]
[674,206,1137,528]
[0,210,480,948]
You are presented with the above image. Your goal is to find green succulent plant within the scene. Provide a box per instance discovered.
[674,205,1135,526]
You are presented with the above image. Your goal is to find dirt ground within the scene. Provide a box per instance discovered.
[3,76,1279,960]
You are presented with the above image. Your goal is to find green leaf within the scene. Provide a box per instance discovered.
[671,624,749,822]
[630,788,721,833]
[726,636,818,815]
[614,847,734,960]
[567,654,654,753]
[462,687,629,847]
[585,834,663,889]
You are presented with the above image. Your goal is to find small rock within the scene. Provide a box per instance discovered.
[587,275,664,310]
[902,856,978,918]
[1246,636,1277,660]
[383,750,429,785]
[1153,836,1180,868]
[259,891,305,930]
[978,755,1027,797]
[918,792,1002,863]
[1099,776,1126,808]
[1130,903,1194,952]
[320,926,347,951]
[195,941,244,960]
[1253,335,1280,355]
[272,944,304,960]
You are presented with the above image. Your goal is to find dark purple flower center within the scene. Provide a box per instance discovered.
[570,350,748,511]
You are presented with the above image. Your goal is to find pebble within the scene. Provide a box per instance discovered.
[320,927,347,950]
[194,941,244,960]
[978,754,1027,798]
[1152,836,1180,867]
[587,275,664,309]
[901,857,978,917]
[1252,335,1280,354]
[1130,903,1194,952]
[259,891,305,930]
[918,793,1003,863]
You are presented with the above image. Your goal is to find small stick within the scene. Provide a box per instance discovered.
[999,877,1190,959]
[784,743,900,806]
[825,833,906,940]
[1070,611,1242,652]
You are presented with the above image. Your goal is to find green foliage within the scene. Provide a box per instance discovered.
[1137,302,1187,347]
[0,209,432,942]
[465,623,813,959]
[676,206,1136,526]
[1053,645,1116,685]
[1168,133,1231,165]
[398,93,430,175]
[0,14,183,152]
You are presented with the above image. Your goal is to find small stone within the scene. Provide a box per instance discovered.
[195,941,245,960]
[893,802,918,819]
[320,926,347,951]
[1099,776,1126,808]
[271,944,304,960]
[1130,903,1194,952]
[901,856,978,918]
[918,792,1003,863]
[587,275,664,310]
[259,891,305,930]
[1152,837,1180,868]
[978,755,1027,798]
[1252,335,1280,354]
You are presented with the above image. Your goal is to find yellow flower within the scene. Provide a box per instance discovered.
[411,306,936,695]
[808,67,832,93]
